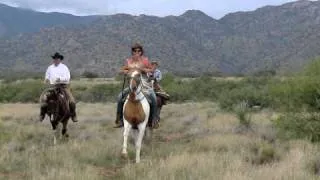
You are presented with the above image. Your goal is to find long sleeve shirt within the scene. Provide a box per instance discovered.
[153,69,162,82]
[45,63,71,84]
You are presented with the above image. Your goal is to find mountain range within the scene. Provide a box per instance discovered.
[0,0,320,76]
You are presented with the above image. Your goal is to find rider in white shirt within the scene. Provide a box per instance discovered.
[45,62,70,85]
[39,52,77,122]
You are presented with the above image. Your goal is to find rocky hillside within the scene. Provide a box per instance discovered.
[0,0,320,76]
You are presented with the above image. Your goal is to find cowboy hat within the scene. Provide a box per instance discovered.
[151,61,159,66]
[131,43,144,55]
[51,52,64,60]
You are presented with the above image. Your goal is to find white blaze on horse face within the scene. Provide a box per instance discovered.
[129,70,137,90]
[129,78,134,91]
[129,70,141,96]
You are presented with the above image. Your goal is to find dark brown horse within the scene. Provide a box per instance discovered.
[45,84,71,144]
[155,92,169,123]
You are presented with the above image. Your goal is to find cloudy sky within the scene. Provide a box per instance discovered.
[0,0,298,18]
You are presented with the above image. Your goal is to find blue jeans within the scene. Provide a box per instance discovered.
[116,88,158,125]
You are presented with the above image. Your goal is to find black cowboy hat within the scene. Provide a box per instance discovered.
[51,52,64,60]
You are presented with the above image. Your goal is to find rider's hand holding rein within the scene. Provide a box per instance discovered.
[55,78,61,83]
[119,66,152,74]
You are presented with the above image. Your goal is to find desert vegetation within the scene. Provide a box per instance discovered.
[1,59,320,179]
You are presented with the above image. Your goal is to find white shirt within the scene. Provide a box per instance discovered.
[45,63,71,84]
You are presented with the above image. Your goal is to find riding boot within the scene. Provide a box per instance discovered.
[70,102,78,122]
[114,101,124,128]
[149,92,159,129]
[114,112,123,128]
[114,90,129,128]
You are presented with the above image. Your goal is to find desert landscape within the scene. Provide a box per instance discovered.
[0,102,318,180]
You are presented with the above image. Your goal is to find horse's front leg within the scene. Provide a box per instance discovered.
[62,119,69,138]
[136,119,148,163]
[122,120,131,157]
[51,121,59,145]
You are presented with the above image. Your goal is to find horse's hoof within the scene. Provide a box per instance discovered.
[64,134,69,138]
[39,115,45,122]
[71,117,78,122]
[152,122,160,129]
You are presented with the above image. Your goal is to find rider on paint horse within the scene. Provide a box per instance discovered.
[114,43,160,129]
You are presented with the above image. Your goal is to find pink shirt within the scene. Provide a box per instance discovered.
[125,56,151,68]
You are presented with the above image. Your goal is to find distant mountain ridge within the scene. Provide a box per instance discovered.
[0,0,320,76]
[0,3,99,37]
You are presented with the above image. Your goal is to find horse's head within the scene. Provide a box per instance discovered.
[46,85,65,107]
[46,89,58,102]
[127,69,142,93]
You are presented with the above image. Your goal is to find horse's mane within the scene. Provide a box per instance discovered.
[46,86,70,121]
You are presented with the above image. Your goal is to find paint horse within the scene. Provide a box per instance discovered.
[44,84,71,145]
[121,67,150,163]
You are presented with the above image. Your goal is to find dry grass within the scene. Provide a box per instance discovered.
[0,102,319,180]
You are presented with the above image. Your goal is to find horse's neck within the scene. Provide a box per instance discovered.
[128,87,145,102]
[135,91,145,101]
[128,91,144,102]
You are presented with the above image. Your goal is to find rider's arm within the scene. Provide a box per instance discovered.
[57,65,71,83]
[44,66,51,84]
[155,69,162,82]
[119,59,130,74]
[141,57,153,73]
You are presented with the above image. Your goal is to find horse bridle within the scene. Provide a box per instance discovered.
[47,84,70,119]
[128,71,145,102]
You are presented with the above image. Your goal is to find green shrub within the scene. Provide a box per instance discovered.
[78,84,121,102]
[218,79,272,111]
[273,113,320,142]
[234,101,252,128]
[0,81,45,102]
[81,71,99,78]
[247,142,280,165]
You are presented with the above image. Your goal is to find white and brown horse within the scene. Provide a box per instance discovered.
[122,68,150,163]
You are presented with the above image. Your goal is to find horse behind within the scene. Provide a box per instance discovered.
[122,69,150,163]
[155,92,168,123]
[45,84,71,144]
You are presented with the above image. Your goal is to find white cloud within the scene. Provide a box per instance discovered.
[0,0,297,18]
